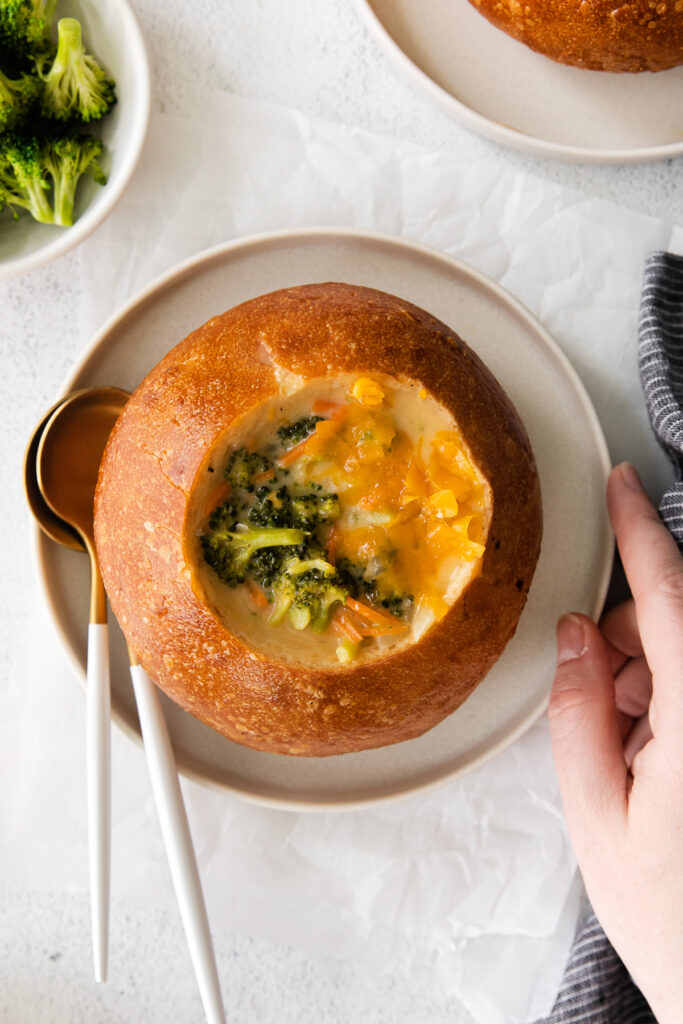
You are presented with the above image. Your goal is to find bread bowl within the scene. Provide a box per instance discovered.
[94,282,542,757]
[467,0,683,73]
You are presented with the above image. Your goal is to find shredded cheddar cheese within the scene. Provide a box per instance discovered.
[425,489,459,519]
[351,377,385,406]
[278,376,490,633]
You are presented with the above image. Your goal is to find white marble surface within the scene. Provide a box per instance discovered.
[2,1,682,1022]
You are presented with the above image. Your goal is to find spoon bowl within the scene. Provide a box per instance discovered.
[37,387,129,623]
[24,398,84,552]
[37,387,129,550]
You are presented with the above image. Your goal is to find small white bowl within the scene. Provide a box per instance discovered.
[0,0,151,279]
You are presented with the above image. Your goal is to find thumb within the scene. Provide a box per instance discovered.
[548,613,628,841]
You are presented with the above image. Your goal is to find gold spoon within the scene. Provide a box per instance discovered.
[26,391,226,1021]
[35,386,129,983]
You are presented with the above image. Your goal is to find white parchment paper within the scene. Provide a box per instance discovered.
[4,92,682,1023]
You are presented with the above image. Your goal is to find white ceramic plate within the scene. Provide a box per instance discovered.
[0,0,151,278]
[355,0,683,163]
[36,228,612,810]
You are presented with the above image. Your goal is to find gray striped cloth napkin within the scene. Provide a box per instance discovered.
[534,250,683,1024]
[535,912,655,1022]
[639,251,683,551]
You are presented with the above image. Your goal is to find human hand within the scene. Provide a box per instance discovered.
[548,462,683,1023]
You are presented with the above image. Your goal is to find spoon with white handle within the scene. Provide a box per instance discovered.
[26,390,226,1022]
[36,387,127,983]
[127,650,226,1024]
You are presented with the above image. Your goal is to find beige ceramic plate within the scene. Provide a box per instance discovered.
[36,228,612,810]
[355,0,683,163]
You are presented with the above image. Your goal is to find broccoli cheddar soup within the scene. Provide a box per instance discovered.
[187,373,493,667]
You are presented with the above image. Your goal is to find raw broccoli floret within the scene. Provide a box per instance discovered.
[201,525,305,587]
[0,0,55,63]
[0,126,108,225]
[42,130,105,225]
[224,448,272,490]
[38,17,115,122]
[0,7,115,228]
[277,415,322,448]
[0,66,41,130]
[0,129,52,221]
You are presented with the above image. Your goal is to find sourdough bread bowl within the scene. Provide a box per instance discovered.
[467,0,683,73]
[94,283,542,757]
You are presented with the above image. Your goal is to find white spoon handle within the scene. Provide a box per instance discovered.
[87,621,111,984]
[129,664,225,1024]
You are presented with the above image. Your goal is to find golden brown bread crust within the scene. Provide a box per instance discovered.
[468,0,683,73]
[94,283,542,756]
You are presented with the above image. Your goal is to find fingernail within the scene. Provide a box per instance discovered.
[616,462,642,492]
[556,613,588,665]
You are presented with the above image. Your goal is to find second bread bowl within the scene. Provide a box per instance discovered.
[467,0,683,73]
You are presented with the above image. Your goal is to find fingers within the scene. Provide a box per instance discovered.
[600,599,643,666]
[548,614,628,842]
[607,465,683,725]
[607,466,682,610]
[614,655,653,719]
[610,653,652,740]
[623,715,653,770]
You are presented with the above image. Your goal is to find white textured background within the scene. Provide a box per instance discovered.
[2,1,682,1022]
